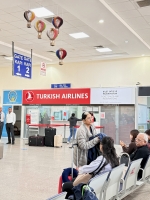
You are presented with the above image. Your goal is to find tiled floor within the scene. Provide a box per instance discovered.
[0,138,150,200]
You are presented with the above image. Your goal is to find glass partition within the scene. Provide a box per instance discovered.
[24,105,135,144]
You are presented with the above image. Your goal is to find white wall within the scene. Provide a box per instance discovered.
[1,57,150,95]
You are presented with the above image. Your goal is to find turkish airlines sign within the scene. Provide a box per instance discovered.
[23,88,90,105]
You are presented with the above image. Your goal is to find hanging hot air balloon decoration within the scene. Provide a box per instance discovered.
[52,16,63,33]
[34,20,46,39]
[24,10,35,28]
[56,48,67,65]
[47,28,59,46]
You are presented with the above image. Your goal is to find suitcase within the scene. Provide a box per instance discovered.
[45,128,56,147]
[54,135,62,147]
[0,144,3,159]
[58,143,78,193]
[29,135,45,146]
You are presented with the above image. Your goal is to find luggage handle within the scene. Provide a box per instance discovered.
[69,143,78,179]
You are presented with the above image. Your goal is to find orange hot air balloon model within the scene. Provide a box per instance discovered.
[34,20,46,39]
[47,28,59,46]
[56,48,67,65]
[24,10,35,28]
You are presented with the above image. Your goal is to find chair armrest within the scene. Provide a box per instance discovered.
[138,168,144,181]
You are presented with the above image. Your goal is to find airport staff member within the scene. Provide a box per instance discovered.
[0,106,5,141]
[6,107,16,145]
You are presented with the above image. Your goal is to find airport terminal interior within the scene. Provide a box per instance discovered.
[1,0,150,199]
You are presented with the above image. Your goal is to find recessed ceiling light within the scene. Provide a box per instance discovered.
[69,32,89,39]
[99,19,104,23]
[4,56,13,61]
[142,54,145,56]
[96,48,112,53]
[31,7,54,18]
[125,40,128,43]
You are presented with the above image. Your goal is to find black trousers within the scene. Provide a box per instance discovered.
[6,123,15,143]
[0,122,4,139]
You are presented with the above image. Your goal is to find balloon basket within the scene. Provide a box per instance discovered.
[59,60,63,65]
[50,40,55,46]
[27,22,31,28]
[38,32,42,39]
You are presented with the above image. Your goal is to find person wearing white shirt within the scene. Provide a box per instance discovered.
[0,106,5,140]
[6,107,16,144]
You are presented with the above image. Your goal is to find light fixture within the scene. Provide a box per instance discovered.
[96,48,112,53]
[125,40,128,43]
[69,32,89,39]
[142,54,145,56]
[30,7,54,18]
[4,56,13,61]
[99,19,104,23]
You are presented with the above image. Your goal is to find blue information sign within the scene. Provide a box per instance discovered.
[13,52,32,79]
[51,83,71,88]
[3,90,22,105]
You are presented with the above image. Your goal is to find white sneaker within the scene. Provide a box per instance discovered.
[67,141,69,144]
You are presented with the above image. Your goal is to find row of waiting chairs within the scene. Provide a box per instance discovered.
[47,156,150,200]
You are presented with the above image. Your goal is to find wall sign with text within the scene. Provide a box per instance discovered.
[13,52,32,79]
[23,88,90,105]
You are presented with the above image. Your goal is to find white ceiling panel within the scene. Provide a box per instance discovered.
[125,17,150,30]
[108,1,135,12]
[143,15,150,23]
[138,7,150,16]
[117,9,141,19]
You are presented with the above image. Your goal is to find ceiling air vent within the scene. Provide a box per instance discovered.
[44,17,53,23]
[136,0,150,7]
[94,45,104,49]
[47,51,55,53]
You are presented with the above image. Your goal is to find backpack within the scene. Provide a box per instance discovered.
[72,183,98,200]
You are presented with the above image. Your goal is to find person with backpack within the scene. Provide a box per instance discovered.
[63,137,119,199]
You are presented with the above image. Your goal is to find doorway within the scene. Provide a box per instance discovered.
[13,106,22,138]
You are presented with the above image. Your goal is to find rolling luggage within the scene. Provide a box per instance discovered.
[29,135,45,146]
[58,143,78,193]
[45,128,56,147]
[54,135,62,147]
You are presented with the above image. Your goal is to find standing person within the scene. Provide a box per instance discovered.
[6,107,16,145]
[0,106,5,142]
[73,112,100,167]
[67,113,81,144]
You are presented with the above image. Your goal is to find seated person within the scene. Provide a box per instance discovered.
[130,133,149,178]
[63,137,119,199]
[120,129,139,155]
[145,129,150,150]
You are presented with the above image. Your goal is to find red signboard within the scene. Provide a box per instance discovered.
[26,114,31,124]
[23,88,90,105]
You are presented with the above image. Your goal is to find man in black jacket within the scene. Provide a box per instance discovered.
[130,133,149,178]
[67,113,81,144]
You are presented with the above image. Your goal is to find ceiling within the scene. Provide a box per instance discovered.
[0,0,150,66]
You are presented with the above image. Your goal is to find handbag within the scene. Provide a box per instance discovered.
[73,157,105,186]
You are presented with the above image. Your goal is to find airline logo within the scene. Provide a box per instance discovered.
[25,91,34,102]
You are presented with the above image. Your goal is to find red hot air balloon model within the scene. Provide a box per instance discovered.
[56,48,67,65]
[24,10,35,28]
[52,16,63,33]
[34,20,46,39]
[47,28,59,46]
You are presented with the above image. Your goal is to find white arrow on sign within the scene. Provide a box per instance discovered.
[25,74,30,77]
[16,72,21,76]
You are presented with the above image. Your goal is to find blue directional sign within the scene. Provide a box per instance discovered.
[13,52,32,79]
[51,83,71,88]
